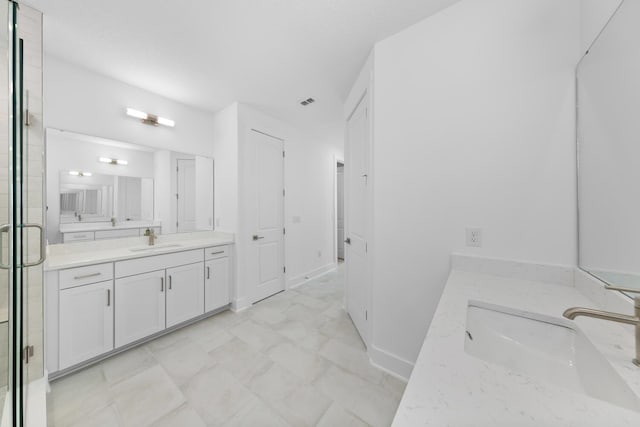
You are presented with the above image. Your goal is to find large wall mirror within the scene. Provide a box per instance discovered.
[577,0,639,294]
[46,128,214,244]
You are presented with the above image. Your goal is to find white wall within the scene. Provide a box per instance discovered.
[368,0,580,377]
[283,125,344,286]
[211,103,239,234]
[44,56,215,156]
[579,0,622,53]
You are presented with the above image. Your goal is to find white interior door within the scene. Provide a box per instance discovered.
[177,158,196,232]
[346,94,370,346]
[247,130,285,303]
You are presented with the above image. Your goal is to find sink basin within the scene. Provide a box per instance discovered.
[129,243,183,252]
[465,301,640,412]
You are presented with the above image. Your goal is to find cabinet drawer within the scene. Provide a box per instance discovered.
[63,231,95,242]
[95,228,140,240]
[115,249,204,278]
[60,263,114,289]
[205,245,229,260]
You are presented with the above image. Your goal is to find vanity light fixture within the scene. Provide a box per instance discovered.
[126,107,175,128]
[69,171,92,177]
[99,157,128,166]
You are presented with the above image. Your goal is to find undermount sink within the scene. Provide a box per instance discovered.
[465,301,640,412]
[129,243,183,252]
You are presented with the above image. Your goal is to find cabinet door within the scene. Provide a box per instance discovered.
[115,270,166,347]
[59,280,114,370]
[205,257,230,312]
[166,262,204,327]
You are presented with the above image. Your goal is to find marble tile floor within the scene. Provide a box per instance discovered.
[47,265,406,427]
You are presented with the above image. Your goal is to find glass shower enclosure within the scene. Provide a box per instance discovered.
[0,1,44,426]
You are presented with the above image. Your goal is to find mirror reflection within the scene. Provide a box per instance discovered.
[46,128,214,244]
[577,0,640,293]
[59,172,154,225]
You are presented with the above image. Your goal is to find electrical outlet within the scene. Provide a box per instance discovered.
[466,227,482,247]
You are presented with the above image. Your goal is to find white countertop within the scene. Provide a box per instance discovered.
[392,269,640,426]
[59,221,161,233]
[45,230,234,271]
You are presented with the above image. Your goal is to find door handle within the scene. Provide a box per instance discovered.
[345,237,351,245]
[252,235,265,241]
[74,272,101,280]
[0,224,11,270]
[22,223,46,267]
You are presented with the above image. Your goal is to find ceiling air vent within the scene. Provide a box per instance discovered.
[300,97,316,106]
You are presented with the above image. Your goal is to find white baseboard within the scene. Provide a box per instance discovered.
[451,253,575,286]
[287,262,337,290]
[369,345,414,381]
[231,296,252,312]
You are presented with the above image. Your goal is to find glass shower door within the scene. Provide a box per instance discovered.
[0,1,44,425]
[0,3,10,424]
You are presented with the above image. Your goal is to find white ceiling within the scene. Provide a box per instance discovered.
[26,0,459,132]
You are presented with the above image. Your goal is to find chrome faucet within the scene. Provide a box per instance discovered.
[111,217,117,227]
[143,228,157,246]
[563,294,640,367]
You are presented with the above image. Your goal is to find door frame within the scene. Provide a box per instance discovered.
[333,155,345,265]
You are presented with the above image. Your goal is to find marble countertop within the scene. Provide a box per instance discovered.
[392,269,640,426]
[59,221,161,233]
[45,230,234,271]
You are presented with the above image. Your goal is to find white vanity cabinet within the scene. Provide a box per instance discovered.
[166,263,205,327]
[46,241,233,377]
[205,246,230,312]
[115,270,166,347]
[59,280,114,370]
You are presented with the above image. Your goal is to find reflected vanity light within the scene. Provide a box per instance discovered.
[99,157,128,166]
[126,107,175,128]
[69,171,92,177]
